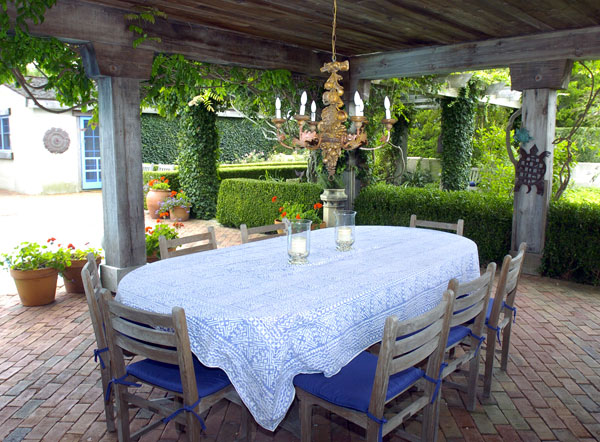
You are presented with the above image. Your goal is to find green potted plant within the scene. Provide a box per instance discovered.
[60,242,103,294]
[159,191,192,221]
[272,197,325,230]
[1,241,71,306]
[145,176,171,220]
[145,221,183,262]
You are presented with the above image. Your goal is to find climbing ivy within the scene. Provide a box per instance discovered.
[140,114,179,164]
[178,99,221,219]
[440,82,479,190]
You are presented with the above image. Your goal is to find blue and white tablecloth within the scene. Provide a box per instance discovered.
[117,225,480,430]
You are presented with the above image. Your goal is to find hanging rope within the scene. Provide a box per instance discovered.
[331,0,337,61]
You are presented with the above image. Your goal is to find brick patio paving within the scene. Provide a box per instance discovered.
[2,219,600,441]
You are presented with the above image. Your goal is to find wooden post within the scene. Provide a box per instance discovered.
[509,60,572,274]
[81,44,154,290]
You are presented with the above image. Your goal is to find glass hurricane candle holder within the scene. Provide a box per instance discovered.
[335,210,356,251]
[287,219,312,264]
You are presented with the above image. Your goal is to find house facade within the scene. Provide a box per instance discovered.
[0,81,98,194]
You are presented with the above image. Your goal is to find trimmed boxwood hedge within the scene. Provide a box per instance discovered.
[354,184,513,264]
[354,183,600,285]
[542,201,600,285]
[218,162,307,180]
[216,178,323,228]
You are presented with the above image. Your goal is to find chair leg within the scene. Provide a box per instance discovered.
[239,403,255,441]
[186,408,201,442]
[366,419,381,442]
[500,322,512,371]
[422,395,440,442]
[466,352,480,411]
[100,370,116,432]
[298,396,312,442]
[115,386,131,442]
[482,329,497,399]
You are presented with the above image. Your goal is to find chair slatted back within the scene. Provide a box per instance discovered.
[100,291,198,403]
[448,262,496,328]
[489,242,527,329]
[159,227,217,260]
[409,214,464,236]
[240,223,286,244]
[82,253,107,352]
[369,290,454,418]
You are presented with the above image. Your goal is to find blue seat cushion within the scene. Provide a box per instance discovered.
[127,357,231,396]
[446,325,471,349]
[294,351,424,413]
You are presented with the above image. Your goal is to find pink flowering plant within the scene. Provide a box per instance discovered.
[0,241,71,272]
[158,190,191,214]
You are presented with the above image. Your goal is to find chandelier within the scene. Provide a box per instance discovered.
[271,0,397,177]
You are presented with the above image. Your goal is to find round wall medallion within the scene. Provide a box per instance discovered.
[44,128,70,154]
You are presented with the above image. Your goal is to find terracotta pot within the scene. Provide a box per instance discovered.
[170,206,190,221]
[146,190,170,219]
[10,267,59,307]
[62,257,102,293]
[147,247,175,263]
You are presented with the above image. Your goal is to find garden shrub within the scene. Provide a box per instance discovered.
[140,114,180,164]
[354,183,513,264]
[218,162,307,180]
[178,102,220,219]
[542,201,600,285]
[216,179,323,228]
[216,117,273,163]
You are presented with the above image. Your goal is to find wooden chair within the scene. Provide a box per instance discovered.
[443,262,496,411]
[159,226,217,260]
[240,223,285,244]
[483,242,527,398]
[409,214,464,236]
[99,291,246,441]
[294,290,455,442]
[81,253,115,433]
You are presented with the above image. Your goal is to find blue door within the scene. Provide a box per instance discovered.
[80,117,101,189]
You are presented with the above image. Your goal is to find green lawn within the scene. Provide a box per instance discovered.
[563,186,600,204]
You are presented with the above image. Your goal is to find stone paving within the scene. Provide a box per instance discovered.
[2,192,600,441]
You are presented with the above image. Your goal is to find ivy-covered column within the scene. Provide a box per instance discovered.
[178,100,220,219]
[440,86,477,191]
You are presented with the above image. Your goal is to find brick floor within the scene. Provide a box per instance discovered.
[1,220,600,441]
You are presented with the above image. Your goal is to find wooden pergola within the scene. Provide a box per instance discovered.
[10,0,600,288]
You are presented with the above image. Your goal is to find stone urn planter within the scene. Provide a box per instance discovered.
[320,188,348,228]
[169,206,190,222]
[10,267,59,306]
[146,189,170,219]
[62,257,102,293]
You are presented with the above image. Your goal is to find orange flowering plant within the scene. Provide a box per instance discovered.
[158,191,191,214]
[47,239,102,261]
[271,196,323,226]
[144,176,170,191]
[145,222,183,258]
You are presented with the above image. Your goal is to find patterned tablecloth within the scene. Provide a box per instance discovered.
[117,225,480,430]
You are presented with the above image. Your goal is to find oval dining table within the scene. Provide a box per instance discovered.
[116,225,480,431]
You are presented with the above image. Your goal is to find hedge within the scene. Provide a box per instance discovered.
[140,114,179,164]
[354,184,513,264]
[216,178,323,228]
[218,162,308,180]
[216,117,273,163]
[542,201,600,285]
[354,183,600,285]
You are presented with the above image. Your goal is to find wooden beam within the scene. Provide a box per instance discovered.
[81,43,154,79]
[350,26,600,79]
[7,0,325,75]
[510,60,573,91]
